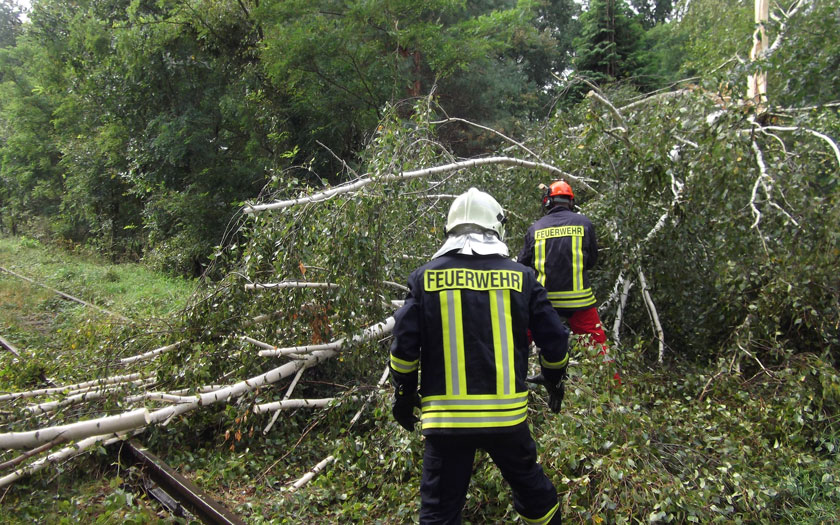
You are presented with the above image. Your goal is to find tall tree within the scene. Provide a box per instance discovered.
[0,0,23,49]
[0,2,65,236]
[629,0,673,28]
[255,0,560,165]
[573,0,644,83]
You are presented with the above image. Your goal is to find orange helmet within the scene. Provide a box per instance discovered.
[542,180,574,211]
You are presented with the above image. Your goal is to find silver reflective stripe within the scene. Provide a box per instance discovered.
[422,394,528,408]
[493,289,512,395]
[446,289,460,396]
[573,235,584,290]
[422,413,525,425]
[535,239,547,285]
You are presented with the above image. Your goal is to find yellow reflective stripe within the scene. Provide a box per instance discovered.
[547,287,596,308]
[548,296,597,309]
[548,288,593,299]
[534,238,547,286]
[572,235,584,290]
[390,354,419,374]
[521,502,560,525]
[440,290,466,396]
[490,289,515,395]
[540,353,569,370]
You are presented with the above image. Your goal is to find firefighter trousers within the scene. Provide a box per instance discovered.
[419,424,561,524]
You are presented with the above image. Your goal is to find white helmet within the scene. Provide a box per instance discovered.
[444,188,506,241]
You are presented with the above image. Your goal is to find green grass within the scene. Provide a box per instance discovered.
[0,235,195,320]
[0,234,195,390]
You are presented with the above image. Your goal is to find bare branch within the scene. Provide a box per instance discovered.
[244,157,597,213]
[750,138,800,229]
[0,266,131,323]
[430,117,544,162]
[254,397,360,413]
[0,436,67,472]
[244,282,340,290]
[262,364,310,434]
[586,90,628,131]
[743,125,840,170]
[0,335,21,359]
[765,0,807,58]
[25,378,155,415]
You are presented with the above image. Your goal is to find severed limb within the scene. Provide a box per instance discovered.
[119,341,182,365]
[0,408,151,450]
[586,89,628,134]
[286,366,398,493]
[288,455,335,492]
[244,281,339,290]
[253,397,360,413]
[430,117,544,162]
[257,317,395,358]
[611,273,634,346]
[638,267,666,364]
[262,364,310,434]
[0,373,148,402]
[24,378,156,415]
[349,365,391,428]
[750,138,800,230]
[0,429,142,488]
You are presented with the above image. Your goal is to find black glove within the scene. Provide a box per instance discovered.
[527,373,565,413]
[544,379,565,413]
[526,373,546,386]
[392,390,421,431]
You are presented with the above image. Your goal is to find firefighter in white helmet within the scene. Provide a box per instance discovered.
[389,187,568,524]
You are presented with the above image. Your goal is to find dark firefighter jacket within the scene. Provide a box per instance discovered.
[389,253,569,436]
[517,207,599,311]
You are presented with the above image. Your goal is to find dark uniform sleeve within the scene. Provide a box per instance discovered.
[389,272,422,395]
[586,220,598,270]
[528,277,569,385]
[517,229,535,268]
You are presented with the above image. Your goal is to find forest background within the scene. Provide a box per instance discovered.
[0,0,838,522]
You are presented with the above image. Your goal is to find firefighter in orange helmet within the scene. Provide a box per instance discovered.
[518,180,613,364]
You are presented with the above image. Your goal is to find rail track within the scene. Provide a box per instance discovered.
[114,440,246,525]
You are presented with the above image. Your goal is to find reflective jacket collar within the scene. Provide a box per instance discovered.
[432,232,509,259]
[546,205,573,216]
